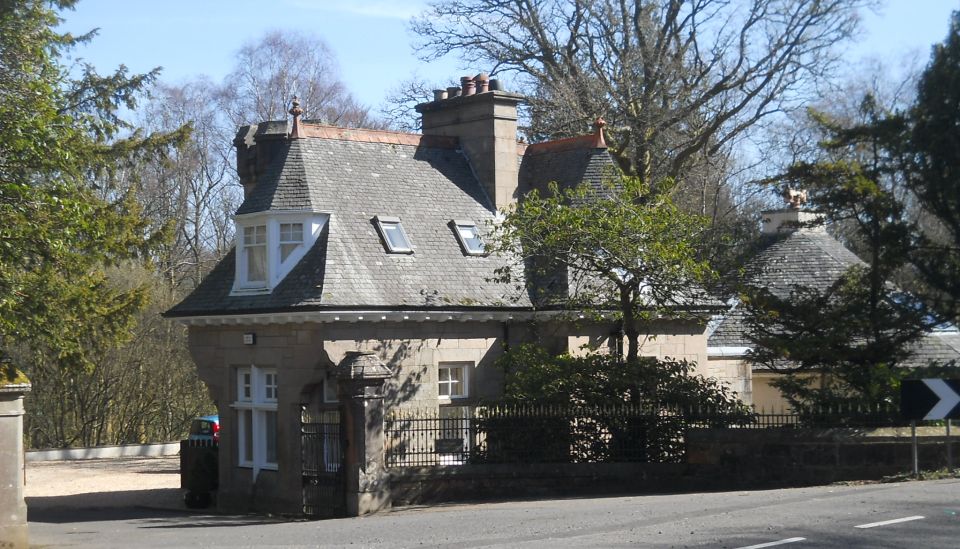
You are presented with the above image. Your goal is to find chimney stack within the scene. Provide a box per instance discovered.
[761,188,824,234]
[416,74,524,211]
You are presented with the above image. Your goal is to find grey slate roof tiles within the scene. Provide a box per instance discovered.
[519,144,620,198]
[168,135,531,316]
[709,226,960,367]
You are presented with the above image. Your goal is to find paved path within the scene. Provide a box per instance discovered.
[25,458,960,548]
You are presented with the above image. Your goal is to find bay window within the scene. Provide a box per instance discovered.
[233,214,327,294]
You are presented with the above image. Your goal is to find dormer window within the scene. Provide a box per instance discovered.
[279,223,303,262]
[452,220,485,255]
[243,225,267,285]
[233,213,328,294]
[375,216,413,253]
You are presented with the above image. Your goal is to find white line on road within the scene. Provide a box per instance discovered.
[735,537,806,549]
[854,515,925,529]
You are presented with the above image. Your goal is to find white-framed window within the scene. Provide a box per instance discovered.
[233,365,279,476]
[451,220,485,255]
[279,222,304,263]
[438,362,469,399]
[233,213,328,294]
[374,216,413,253]
[242,225,267,286]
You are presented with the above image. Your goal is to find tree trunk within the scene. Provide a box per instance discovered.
[620,286,640,363]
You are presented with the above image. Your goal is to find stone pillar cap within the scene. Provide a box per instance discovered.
[1,363,31,393]
[337,351,392,381]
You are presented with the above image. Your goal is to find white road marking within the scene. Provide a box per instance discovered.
[854,515,925,529]
[735,537,806,549]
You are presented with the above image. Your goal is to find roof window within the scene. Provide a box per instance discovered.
[452,220,485,255]
[375,216,413,253]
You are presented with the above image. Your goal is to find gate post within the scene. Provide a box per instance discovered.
[337,351,392,516]
[0,359,31,549]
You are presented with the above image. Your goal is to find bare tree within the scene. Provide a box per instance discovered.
[379,75,446,132]
[139,79,239,290]
[221,30,383,128]
[413,0,869,192]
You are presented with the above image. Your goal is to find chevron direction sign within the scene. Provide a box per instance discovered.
[901,379,960,420]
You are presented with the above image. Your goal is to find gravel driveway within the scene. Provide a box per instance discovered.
[25,455,184,514]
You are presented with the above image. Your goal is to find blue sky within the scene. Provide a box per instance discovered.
[59,1,958,111]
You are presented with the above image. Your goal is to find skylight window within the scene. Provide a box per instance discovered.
[452,220,485,255]
[375,216,413,253]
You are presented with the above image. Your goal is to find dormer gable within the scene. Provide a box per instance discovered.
[232,210,328,294]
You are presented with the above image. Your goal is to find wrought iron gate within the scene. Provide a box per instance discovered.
[301,408,344,518]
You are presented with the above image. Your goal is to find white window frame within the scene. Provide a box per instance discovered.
[240,224,268,288]
[279,222,304,264]
[232,212,328,295]
[451,220,486,255]
[233,365,279,477]
[438,362,470,400]
[374,215,414,254]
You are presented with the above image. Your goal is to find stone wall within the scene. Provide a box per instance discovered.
[687,427,959,485]
[704,357,752,403]
[386,428,960,507]
[186,320,526,514]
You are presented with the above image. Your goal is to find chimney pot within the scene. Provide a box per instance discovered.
[488,79,502,91]
[433,89,448,102]
[475,72,489,93]
[461,75,476,96]
[447,86,461,98]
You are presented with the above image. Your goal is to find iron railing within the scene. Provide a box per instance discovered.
[385,403,907,467]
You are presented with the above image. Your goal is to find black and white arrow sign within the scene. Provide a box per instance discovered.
[901,379,960,420]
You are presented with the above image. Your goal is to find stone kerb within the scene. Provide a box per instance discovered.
[337,351,393,516]
[1,362,31,549]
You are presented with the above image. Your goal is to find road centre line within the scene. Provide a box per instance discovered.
[735,537,806,549]
[854,515,925,529]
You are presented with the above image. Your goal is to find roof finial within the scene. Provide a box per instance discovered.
[289,96,304,139]
[592,117,607,148]
[782,187,807,210]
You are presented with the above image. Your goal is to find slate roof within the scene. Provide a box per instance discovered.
[520,137,621,198]
[709,228,863,347]
[167,129,531,317]
[708,225,960,368]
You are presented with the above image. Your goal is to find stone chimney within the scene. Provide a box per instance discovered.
[233,120,290,198]
[416,73,524,211]
[761,187,825,234]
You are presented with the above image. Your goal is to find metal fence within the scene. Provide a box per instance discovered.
[384,403,907,467]
[301,409,344,519]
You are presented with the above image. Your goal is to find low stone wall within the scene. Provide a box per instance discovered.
[26,442,181,462]
[387,427,960,506]
[389,462,692,505]
[687,427,959,486]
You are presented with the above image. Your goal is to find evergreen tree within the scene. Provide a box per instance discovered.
[742,98,936,408]
[909,11,960,322]
[0,0,186,369]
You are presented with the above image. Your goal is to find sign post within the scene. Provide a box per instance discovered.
[901,379,960,476]
[911,421,919,477]
[948,419,953,472]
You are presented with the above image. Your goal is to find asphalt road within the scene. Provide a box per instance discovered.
[27,478,960,548]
